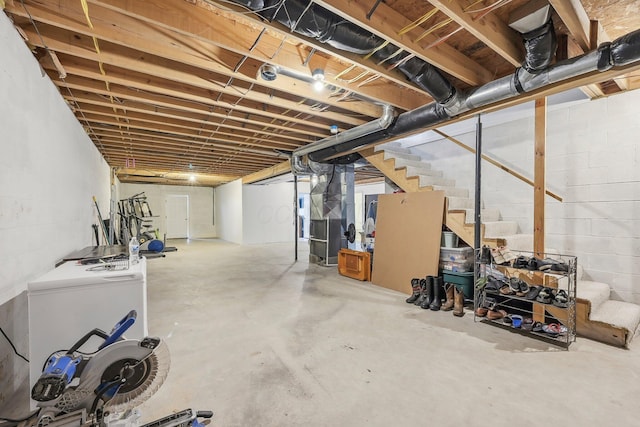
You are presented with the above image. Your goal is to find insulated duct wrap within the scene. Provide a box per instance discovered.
[231,0,640,164]
[522,20,557,73]
[610,30,640,66]
[231,0,456,103]
[310,27,640,163]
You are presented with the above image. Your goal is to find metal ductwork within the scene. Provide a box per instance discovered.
[230,0,640,163]
[291,104,394,174]
[306,28,640,162]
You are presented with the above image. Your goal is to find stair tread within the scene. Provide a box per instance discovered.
[590,300,640,344]
[375,142,406,153]
[384,151,422,162]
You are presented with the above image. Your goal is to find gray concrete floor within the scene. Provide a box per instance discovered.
[136,238,640,427]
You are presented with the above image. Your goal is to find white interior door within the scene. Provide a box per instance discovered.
[165,195,189,238]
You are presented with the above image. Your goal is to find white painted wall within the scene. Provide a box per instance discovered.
[242,182,295,244]
[355,182,385,232]
[120,183,216,239]
[215,179,243,244]
[0,14,110,305]
[408,90,640,303]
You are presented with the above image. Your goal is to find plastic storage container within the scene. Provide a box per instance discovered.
[443,270,474,300]
[440,246,473,261]
[440,246,474,272]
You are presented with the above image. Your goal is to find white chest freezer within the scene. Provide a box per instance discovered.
[27,257,148,397]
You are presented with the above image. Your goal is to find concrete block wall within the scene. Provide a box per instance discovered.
[409,90,640,304]
[0,13,111,410]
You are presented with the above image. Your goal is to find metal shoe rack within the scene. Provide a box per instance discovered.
[474,249,577,348]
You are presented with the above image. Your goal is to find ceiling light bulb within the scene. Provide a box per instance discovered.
[312,79,325,92]
[311,68,325,91]
[189,174,196,182]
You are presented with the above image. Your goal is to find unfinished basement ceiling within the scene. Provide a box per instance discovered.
[4,0,640,186]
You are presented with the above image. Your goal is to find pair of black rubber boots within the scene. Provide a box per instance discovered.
[406,276,445,311]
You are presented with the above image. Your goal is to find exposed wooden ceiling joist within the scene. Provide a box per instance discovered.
[4,0,639,186]
[426,0,524,66]
[312,0,495,85]
[43,0,429,109]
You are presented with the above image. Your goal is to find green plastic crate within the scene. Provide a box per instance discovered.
[442,270,474,300]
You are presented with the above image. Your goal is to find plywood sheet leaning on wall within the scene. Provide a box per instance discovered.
[371,191,445,295]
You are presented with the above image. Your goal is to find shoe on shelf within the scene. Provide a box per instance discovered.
[486,309,508,320]
[513,256,530,269]
[535,287,554,304]
[499,283,514,295]
[499,247,517,264]
[510,315,523,328]
[509,277,530,297]
[553,289,570,308]
[525,285,543,300]
[475,307,489,317]
[484,276,503,293]
[490,247,506,265]
[537,258,569,273]
[542,323,568,335]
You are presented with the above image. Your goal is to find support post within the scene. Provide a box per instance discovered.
[474,114,482,251]
[534,98,547,258]
[294,174,299,261]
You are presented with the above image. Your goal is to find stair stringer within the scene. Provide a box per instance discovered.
[363,147,476,247]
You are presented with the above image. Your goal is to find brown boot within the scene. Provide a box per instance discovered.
[441,283,455,311]
[453,286,465,317]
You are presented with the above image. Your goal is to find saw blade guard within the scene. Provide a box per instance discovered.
[104,338,171,413]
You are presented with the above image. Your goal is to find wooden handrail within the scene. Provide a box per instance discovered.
[432,129,563,202]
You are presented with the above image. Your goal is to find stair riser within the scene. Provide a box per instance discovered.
[393,158,433,169]
[464,209,500,224]
[483,222,519,238]
[433,187,469,198]
[418,176,455,187]
[405,166,440,178]
[447,197,474,210]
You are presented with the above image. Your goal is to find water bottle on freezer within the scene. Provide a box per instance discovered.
[129,236,140,265]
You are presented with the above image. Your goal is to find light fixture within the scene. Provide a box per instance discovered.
[189,174,196,182]
[311,68,325,91]
[258,64,278,81]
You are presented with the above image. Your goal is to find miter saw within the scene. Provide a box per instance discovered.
[21,311,211,427]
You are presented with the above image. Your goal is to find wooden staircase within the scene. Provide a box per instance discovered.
[363,143,640,348]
